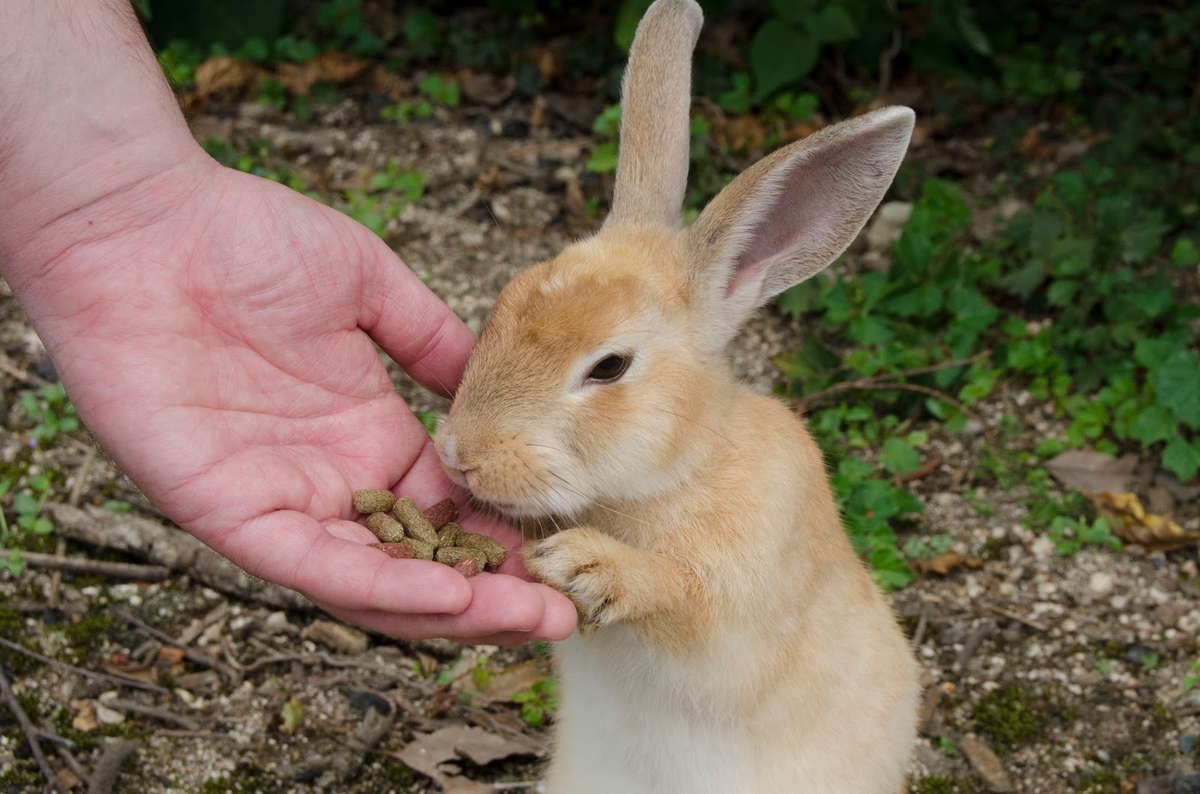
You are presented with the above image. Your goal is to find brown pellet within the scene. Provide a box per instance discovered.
[393,497,439,545]
[458,532,508,569]
[366,513,406,543]
[453,556,482,577]
[372,542,415,559]
[422,498,459,529]
[353,489,396,514]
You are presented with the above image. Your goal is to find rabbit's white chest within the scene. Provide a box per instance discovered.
[548,629,754,794]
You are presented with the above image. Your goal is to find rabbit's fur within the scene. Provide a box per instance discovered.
[436,1,920,790]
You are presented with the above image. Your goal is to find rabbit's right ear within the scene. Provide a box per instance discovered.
[684,107,915,349]
[606,0,703,230]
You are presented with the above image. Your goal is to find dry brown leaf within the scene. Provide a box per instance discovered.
[713,115,767,152]
[194,56,262,99]
[1090,491,1200,552]
[56,768,83,790]
[459,70,515,106]
[277,51,370,96]
[301,618,369,654]
[1045,450,1138,494]
[479,658,553,703]
[158,646,186,665]
[911,552,983,576]
[70,699,97,732]
[396,725,544,786]
[102,652,160,685]
[960,735,1013,792]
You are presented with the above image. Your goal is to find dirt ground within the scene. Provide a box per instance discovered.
[2,80,1199,794]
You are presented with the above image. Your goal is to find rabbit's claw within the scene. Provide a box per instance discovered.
[524,528,623,631]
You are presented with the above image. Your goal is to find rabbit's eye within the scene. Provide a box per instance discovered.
[587,353,633,383]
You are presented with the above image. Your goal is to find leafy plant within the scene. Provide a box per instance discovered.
[0,475,56,576]
[1046,516,1121,556]
[417,74,460,107]
[511,678,558,727]
[22,383,79,445]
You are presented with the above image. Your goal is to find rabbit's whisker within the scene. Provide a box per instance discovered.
[649,405,735,444]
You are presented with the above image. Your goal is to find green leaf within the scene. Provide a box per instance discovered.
[614,0,654,51]
[769,0,819,23]
[1163,437,1200,481]
[26,474,50,493]
[809,6,857,43]
[882,437,920,474]
[13,491,39,516]
[1120,211,1167,262]
[718,72,752,115]
[1172,237,1200,268]
[586,141,618,174]
[776,282,820,318]
[887,285,942,317]
[1154,348,1200,429]
[591,104,622,137]
[3,548,24,576]
[32,517,53,535]
[1131,404,1177,446]
[750,21,817,101]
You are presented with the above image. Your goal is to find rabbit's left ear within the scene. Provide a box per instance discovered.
[684,106,914,348]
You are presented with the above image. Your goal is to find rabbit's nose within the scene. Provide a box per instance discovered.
[437,431,462,471]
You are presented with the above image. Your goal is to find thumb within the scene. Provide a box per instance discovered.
[356,232,475,397]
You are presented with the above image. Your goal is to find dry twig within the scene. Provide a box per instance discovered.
[0,636,168,693]
[0,668,66,794]
[111,607,239,684]
[795,350,992,418]
[0,550,169,581]
[102,698,200,731]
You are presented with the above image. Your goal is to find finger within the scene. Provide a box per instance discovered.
[316,574,577,641]
[210,511,472,615]
[357,235,475,397]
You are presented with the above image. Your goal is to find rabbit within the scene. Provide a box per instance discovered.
[433,0,920,791]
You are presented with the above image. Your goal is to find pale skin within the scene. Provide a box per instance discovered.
[0,0,576,644]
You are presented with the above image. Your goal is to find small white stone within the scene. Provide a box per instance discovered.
[1031,536,1055,560]
[95,705,124,725]
[1089,572,1114,595]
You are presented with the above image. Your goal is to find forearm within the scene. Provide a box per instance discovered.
[0,0,202,286]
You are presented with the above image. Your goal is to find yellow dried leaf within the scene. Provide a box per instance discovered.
[194,56,261,99]
[1090,491,1200,552]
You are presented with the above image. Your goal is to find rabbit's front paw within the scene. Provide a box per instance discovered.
[523,528,625,631]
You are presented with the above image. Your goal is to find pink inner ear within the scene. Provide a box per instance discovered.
[721,132,896,301]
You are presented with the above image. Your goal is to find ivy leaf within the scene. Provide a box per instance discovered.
[1172,237,1199,268]
[1120,211,1167,262]
[882,437,921,474]
[1154,348,1200,429]
[586,141,618,174]
[750,21,817,101]
[1162,437,1200,482]
[1130,404,1176,446]
[810,6,857,43]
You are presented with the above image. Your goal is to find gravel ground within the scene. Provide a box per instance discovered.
[1,86,1198,794]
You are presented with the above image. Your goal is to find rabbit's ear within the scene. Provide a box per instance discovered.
[684,106,915,348]
[606,0,703,230]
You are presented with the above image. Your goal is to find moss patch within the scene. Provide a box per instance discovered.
[0,606,38,675]
[196,763,290,794]
[973,681,1072,751]
[910,774,984,794]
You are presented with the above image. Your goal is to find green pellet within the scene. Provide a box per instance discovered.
[353,489,396,514]
[366,512,406,543]
[435,546,487,569]
[458,532,508,569]
[437,522,463,547]
[407,538,436,561]
[393,497,439,545]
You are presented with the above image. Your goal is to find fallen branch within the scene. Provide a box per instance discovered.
[87,738,138,794]
[0,669,66,794]
[111,608,239,684]
[795,350,992,416]
[0,550,169,581]
[46,503,311,611]
[0,637,168,694]
[101,698,200,731]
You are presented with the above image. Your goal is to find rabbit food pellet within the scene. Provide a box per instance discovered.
[352,491,506,576]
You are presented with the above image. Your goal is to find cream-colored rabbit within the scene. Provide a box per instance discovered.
[434,0,919,790]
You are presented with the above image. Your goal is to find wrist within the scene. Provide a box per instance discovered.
[0,1,204,285]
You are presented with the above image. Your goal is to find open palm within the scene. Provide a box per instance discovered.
[15,158,574,643]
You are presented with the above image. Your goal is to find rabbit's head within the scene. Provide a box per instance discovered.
[436,0,914,519]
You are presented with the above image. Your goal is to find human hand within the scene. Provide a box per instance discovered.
[6,154,576,644]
